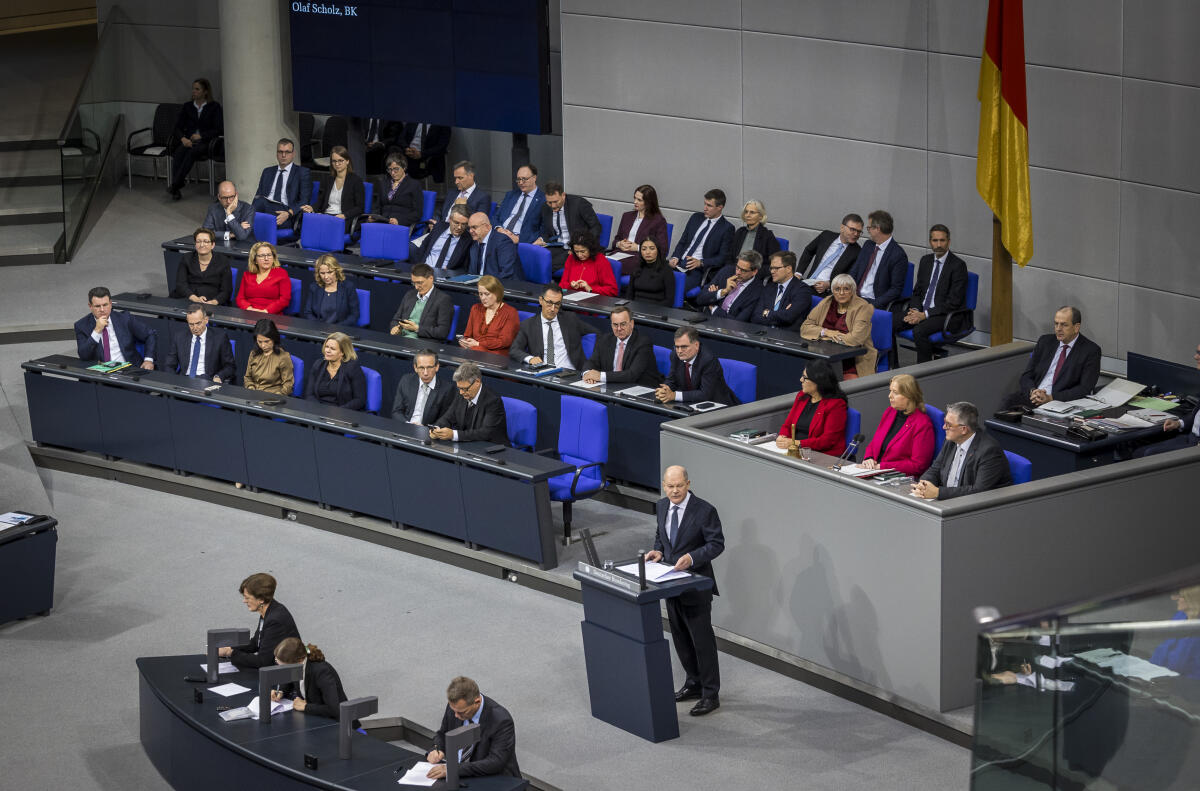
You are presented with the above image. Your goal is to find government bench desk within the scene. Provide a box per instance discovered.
[23,355,572,568]
[112,293,687,489]
[139,655,528,791]
[161,236,864,398]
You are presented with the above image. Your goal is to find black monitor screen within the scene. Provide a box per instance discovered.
[288,0,551,134]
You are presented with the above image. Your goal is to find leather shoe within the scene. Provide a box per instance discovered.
[689,697,720,716]
[674,685,701,703]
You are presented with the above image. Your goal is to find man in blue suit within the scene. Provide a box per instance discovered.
[849,209,907,308]
[163,304,235,382]
[492,164,545,245]
[752,251,812,328]
[74,286,157,369]
[670,188,735,292]
[202,181,255,243]
[467,213,523,280]
[251,138,312,230]
[432,160,491,230]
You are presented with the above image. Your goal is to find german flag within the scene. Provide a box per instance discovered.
[976,0,1032,266]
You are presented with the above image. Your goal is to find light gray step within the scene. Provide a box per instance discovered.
[0,222,62,255]
[0,184,63,215]
[0,148,61,180]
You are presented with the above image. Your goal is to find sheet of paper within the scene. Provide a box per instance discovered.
[615,560,691,583]
[569,379,603,389]
[208,682,253,697]
[199,662,238,675]
[245,695,294,719]
[1036,654,1073,669]
[1090,378,1145,408]
[1035,400,1080,416]
[835,464,896,477]
[616,385,655,397]
[759,442,790,455]
[1126,408,1174,424]
[1129,396,1181,411]
[397,762,439,787]
[562,291,595,303]
[0,511,33,525]
[1016,674,1076,692]
[608,252,632,261]
[1098,413,1155,429]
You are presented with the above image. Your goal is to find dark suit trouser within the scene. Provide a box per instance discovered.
[548,247,569,271]
[901,311,950,363]
[170,140,213,189]
[666,593,720,698]
[406,157,443,183]
[999,390,1036,410]
[1134,433,1199,458]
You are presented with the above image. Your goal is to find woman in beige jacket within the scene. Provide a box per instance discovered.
[799,273,877,378]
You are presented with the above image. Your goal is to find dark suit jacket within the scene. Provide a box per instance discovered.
[492,188,545,244]
[920,431,1013,500]
[171,252,233,305]
[611,211,669,253]
[171,101,223,146]
[906,251,968,327]
[255,164,313,215]
[280,659,348,720]
[694,266,764,322]
[400,122,451,177]
[304,358,368,411]
[653,492,724,604]
[413,224,473,271]
[849,238,907,308]
[538,194,601,246]
[671,213,735,276]
[373,173,423,225]
[509,312,589,370]
[666,348,737,404]
[301,281,360,326]
[442,185,491,221]
[796,230,860,281]
[74,311,158,366]
[202,200,255,242]
[752,277,813,328]
[730,225,781,269]
[585,329,662,388]
[312,172,366,226]
[163,327,235,382]
[431,385,508,444]
[391,372,456,423]
[1017,333,1102,403]
[229,600,301,670]
[433,695,521,778]
[389,286,454,340]
[469,230,523,280]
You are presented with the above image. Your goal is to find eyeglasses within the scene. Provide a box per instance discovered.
[541,299,562,308]
[195,239,213,245]
[515,175,533,183]
[735,265,754,274]
[387,166,403,172]
[800,374,809,381]
[768,264,788,271]
[331,158,348,165]
[843,226,863,235]
[256,253,274,259]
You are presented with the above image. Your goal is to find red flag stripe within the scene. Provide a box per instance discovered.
[982,0,1027,127]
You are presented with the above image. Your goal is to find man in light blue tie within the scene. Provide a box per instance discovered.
[492,164,545,244]
[795,213,864,293]
[896,224,970,363]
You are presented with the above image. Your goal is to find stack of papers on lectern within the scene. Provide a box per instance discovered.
[615,560,691,583]
[219,696,294,722]
[836,464,896,478]
[1035,379,1147,418]
[396,762,439,786]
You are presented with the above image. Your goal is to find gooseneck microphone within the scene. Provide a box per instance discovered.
[839,433,866,461]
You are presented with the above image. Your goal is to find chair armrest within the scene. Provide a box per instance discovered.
[533,447,558,457]
[940,306,974,337]
[569,461,606,499]
[126,127,151,148]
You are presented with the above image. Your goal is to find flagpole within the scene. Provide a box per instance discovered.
[991,214,1013,345]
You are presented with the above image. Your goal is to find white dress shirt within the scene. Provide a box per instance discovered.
[503,188,536,231]
[188,329,209,377]
[664,492,692,545]
[625,216,643,245]
[409,378,438,425]
[858,237,892,301]
[946,433,976,488]
[525,317,573,369]
[598,336,629,383]
[1036,335,1079,394]
[90,319,132,364]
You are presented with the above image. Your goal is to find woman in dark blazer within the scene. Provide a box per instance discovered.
[610,184,669,272]
[218,572,302,670]
[732,199,781,284]
[300,254,360,326]
[624,238,674,306]
[171,227,233,305]
[860,373,937,477]
[305,331,367,410]
[775,359,848,456]
[302,145,365,234]
[374,152,423,226]
[270,638,351,720]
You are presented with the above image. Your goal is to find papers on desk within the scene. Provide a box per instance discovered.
[199,662,238,675]
[1126,408,1174,425]
[1091,378,1146,408]
[1036,380,1147,417]
[1091,413,1155,431]
[0,511,34,525]
[835,464,897,478]
[1036,654,1074,669]
[616,385,655,397]
[801,278,821,286]
[208,682,252,697]
[218,696,294,722]
[1016,674,1075,692]
[562,291,595,303]
[615,560,691,583]
[608,252,633,262]
[1129,396,1180,412]
[396,762,439,786]
[1075,647,1179,681]
[569,378,603,389]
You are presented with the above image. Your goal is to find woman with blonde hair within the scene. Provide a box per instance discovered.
[460,275,519,355]
[860,373,936,477]
[300,254,360,326]
[236,241,291,314]
[304,331,367,410]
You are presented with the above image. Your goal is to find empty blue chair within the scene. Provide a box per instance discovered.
[871,308,893,373]
[362,182,374,217]
[777,236,790,251]
[446,304,460,341]
[490,201,498,218]
[310,180,321,205]
[895,271,980,364]
[1005,450,1032,484]
[652,345,672,376]
[925,404,946,453]
[517,309,536,323]
[671,270,686,308]
[518,243,551,284]
[230,266,240,297]
[581,333,596,360]
[547,395,609,544]
[885,262,915,311]
[356,288,370,328]
[501,397,537,450]
[596,213,613,248]
[286,277,302,315]
[420,190,436,223]
[254,212,278,244]
[290,354,305,397]
[361,366,382,413]
[718,358,755,404]
[846,407,862,446]
[300,212,344,253]
[610,258,623,290]
[359,222,410,262]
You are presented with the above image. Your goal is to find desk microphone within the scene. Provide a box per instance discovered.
[839,433,865,461]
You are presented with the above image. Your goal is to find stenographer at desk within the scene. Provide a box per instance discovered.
[218,573,302,670]
[428,362,509,444]
[425,676,521,780]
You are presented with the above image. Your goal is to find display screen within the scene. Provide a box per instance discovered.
[288,0,551,134]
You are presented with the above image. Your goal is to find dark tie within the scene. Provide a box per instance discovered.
[668,505,679,545]
[923,260,943,312]
[1051,344,1069,383]
[473,241,487,275]
[271,168,284,202]
[435,233,454,268]
[545,322,556,365]
[188,336,201,376]
[100,326,111,361]
[555,210,565,241]
[858,247,878,290]
[684,361,693,390]
[506,193,527,231]
[685,219,711,258]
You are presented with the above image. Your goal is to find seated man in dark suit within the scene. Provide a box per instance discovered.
[695,250,764,322]
[388,263,454,340]
[492,164,545,245]
[752,250,812,329]
[163,304,235,382]
[533,180,602,269]
[74,286,157,370]
[913,401,1012,500]
[656,326,737,405]
[203,181,255,243]
[582,306,662,388]
[429,362,508,444]
[391,349,455,426]
[251,138,312,230]
[895,224,969,363]
[1001,306,1102,409]
[466,213,523,280]
[796,213,863,293]
[410,205,472,271]
[509,284,589,371]
[433,160,491,229]
[670,188,736,291]
[1136,343,1200,457]
[399,122,450,183]
[424,676,520,780]
[849,209,907,308]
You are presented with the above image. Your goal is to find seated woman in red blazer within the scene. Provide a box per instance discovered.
[860,373,936,477]
[775,359,847,456]
[560,232,618,296]
[460,275,519,356]
[236,242,292,314]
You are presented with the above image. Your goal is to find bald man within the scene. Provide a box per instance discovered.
[466,211,523,280]
[203,180,255,243]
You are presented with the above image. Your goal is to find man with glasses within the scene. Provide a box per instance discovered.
[163,303,235,383]
[533,180,601,269]
[752,250,811,329]
[252,138,312,229]
[795,213,864,293]
[582,306,662,388]
[411,205,473,271]
[656,326,738,405]
[389,263,455,340]
[425,676,520,780]
[913,401,1011,500]
[849,209,908,308]
[493,164,545,244]
[435,160,490,229]
[203,181,255,243]
[509,284,590,370]
[670,188,735,292]
[467,213,523,280]
[391,349,454,426]
[895,224,969,363]
[695,250,765,321]
[428,362,508,444]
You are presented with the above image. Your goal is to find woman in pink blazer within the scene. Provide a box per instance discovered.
[861,373,936,477]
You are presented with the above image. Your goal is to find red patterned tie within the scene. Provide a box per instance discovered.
[615,340,625,372]
[101,327,111,361]
[1051,344,1068,382]
[858,247,878,291]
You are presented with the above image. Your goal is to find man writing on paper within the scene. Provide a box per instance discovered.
[425,676,520,780]
[1001,306,1101,409]
[644,465,725,716]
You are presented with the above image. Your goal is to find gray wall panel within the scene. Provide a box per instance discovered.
[1026,66,1121,178]
[1119,183,1199,299]
[1027,168,1120,280]
[100,0,217,28]
[743,34,928,149]
[1024,0,1122,74]
[741,0,927,50]
[113,25,223,104]
[927,0,985,57]
[1122,80,1200,194]
[1117,285,1200,364]
[1012,268,1119,353]
[561,16,742,124]
[927,53,980,157]
[1123,0,1200,88]
[559,0,740,28]
[927,152,992,259]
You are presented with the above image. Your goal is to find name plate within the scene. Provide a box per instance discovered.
[575,562,641,593]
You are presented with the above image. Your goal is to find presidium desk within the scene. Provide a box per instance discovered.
[23,356,573,569]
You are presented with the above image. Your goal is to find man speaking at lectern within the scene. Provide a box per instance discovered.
[645,465,725,716]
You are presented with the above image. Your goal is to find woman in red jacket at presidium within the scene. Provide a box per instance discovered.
[776,359,848,456]
[237,241,291,313]
[860,373,936,477]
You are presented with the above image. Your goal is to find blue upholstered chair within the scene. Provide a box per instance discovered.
[518,243,551,284]
[925,404,946,453]
[777,236,790,251]
[671,270,686,308]
[652,345,672,377]
[420,190,436,223]
[360,222,410,262]
[846,406,862,449]
[517,309,535,323]
[361,365,382,414]
[299,212,344,253]
[546,395,608,545]
[871,308,893,373]
[501,397,537,450]
[718,358,756,404]
[894,271,980,366]
[289,354,305,397]
[665,222,674,250]
[596,213,613,248]
[446,304,460,341]
[581,333,596,360]
[286,277,302,315]
[229,266,240,298]
[253,212,278,245]
[1005,450,1033,484]
[356,288,370,328]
